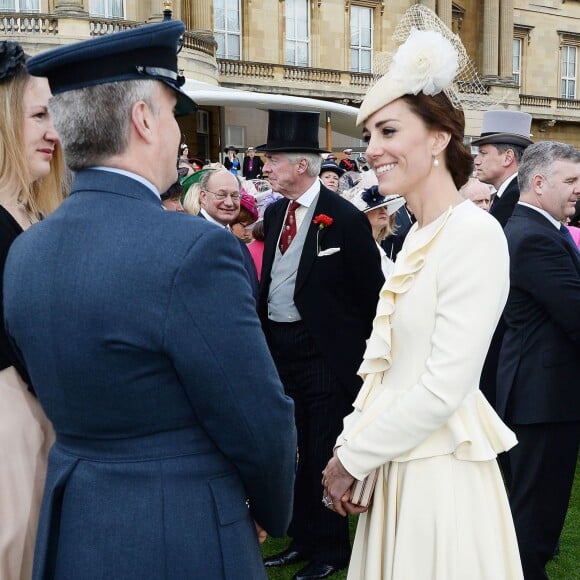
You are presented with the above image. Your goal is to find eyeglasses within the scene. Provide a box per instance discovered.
[204,189,241,201]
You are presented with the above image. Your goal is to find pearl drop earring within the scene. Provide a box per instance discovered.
[433,156,440,167]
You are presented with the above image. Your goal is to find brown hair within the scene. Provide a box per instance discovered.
[401,92,472,190]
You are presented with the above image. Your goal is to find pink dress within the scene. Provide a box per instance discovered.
[248,240,264,281]
[566,225,580,249]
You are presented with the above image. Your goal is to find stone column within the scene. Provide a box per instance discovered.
[190,0,212,32]
[499,0,514,80]
[482,0,499,78]
[54,0,88,16]
[438,0,452,29]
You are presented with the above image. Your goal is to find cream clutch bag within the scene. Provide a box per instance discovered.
[349,468,379,507]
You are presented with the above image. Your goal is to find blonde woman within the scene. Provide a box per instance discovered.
[0,41,66,579]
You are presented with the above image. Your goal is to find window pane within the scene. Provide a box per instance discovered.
[214,7,225,29]
[361,27,371,47]
[215,32,225,58]
[227,0,238,11]
[21,0,40,11]
[361,50,371,73]
[351,49,359,72]
[227,34,240,59]
[0,0,15,9]
[227,11,239,32]
[296,41,308,66]
[286,43,295,65]
[297,17,308,40]
[214,0,225,9]
[111,0,123,17]
[89,0,104,16]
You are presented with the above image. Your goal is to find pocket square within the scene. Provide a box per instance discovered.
[318,247,341,257]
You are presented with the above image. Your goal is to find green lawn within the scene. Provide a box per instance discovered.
[263,458,580,579]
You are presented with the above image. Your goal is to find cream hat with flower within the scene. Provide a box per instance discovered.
[356,5,489,126]
[357,29,458,126]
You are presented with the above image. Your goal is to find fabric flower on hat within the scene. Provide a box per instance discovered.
[390,28,459,97]
[0,41,26,83]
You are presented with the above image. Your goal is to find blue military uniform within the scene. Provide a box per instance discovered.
[4,22,296,580]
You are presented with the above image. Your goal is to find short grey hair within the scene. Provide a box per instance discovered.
[49,79,159,170]
[518,141,580,193]
[284,152,321,177]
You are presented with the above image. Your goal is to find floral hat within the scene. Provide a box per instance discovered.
[351,186,406,215]
[356,5,489,126]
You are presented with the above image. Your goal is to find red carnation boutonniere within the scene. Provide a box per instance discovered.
[313,214,334,255]
[313,214,334,229]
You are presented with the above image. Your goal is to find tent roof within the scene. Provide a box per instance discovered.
[183,79,361,139]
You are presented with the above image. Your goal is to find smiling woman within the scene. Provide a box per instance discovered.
[321,6,524,579]
[0,40,66,580]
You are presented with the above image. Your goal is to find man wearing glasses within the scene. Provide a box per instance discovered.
[198,168,259,299]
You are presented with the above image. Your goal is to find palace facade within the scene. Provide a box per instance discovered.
[3,0,580,161]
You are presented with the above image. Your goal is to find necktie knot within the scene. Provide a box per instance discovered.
[279,201,301,254]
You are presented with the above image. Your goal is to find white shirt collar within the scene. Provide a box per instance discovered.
[200,208,229,229]
[292,179,320,208]
[91,166,160,199]
[518,201,562,229]
[495,172,518,199]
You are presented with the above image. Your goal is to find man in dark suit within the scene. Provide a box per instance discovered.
[242,146,264,179]
[472,110,533,408]
[3,21,296,580]
[496,141,580,580]
[472,110,533,228]
[257,110,384,580]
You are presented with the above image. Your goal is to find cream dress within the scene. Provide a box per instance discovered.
[0,366,54,580]
[336,202,523,579]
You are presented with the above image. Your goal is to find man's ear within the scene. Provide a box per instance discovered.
[531,173,544,195]
[502,148,516,167]
[131,100,154,144]
[295,157,309,174]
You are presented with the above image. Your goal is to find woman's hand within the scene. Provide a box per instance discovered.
[254,521,267,544]
[321,454,367,516]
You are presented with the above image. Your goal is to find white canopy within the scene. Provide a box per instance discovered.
[183,79,361,139]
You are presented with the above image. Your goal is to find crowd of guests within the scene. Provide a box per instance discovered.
[1,5,579,580]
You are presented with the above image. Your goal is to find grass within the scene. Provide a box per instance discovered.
[263,458,580,579]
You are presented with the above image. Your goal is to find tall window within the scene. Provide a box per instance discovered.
[512,38,522,86]
[350,5,372,73]
[214,0,241,60]
[0,0,40,11]
[561,44,577,99]
[89,0,124,18]
[286,0,309,67]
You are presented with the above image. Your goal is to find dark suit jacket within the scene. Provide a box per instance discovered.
[197,212,259,301]
[496,204,580,424]
[258,185,384,398]
[480,175,521,406]
[490,175,520,228]
[3,169,296,580]
[242,155,264,180]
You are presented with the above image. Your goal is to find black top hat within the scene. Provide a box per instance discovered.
[256,110,329,153]
[26,20,196,117]
[224,146,239,154]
